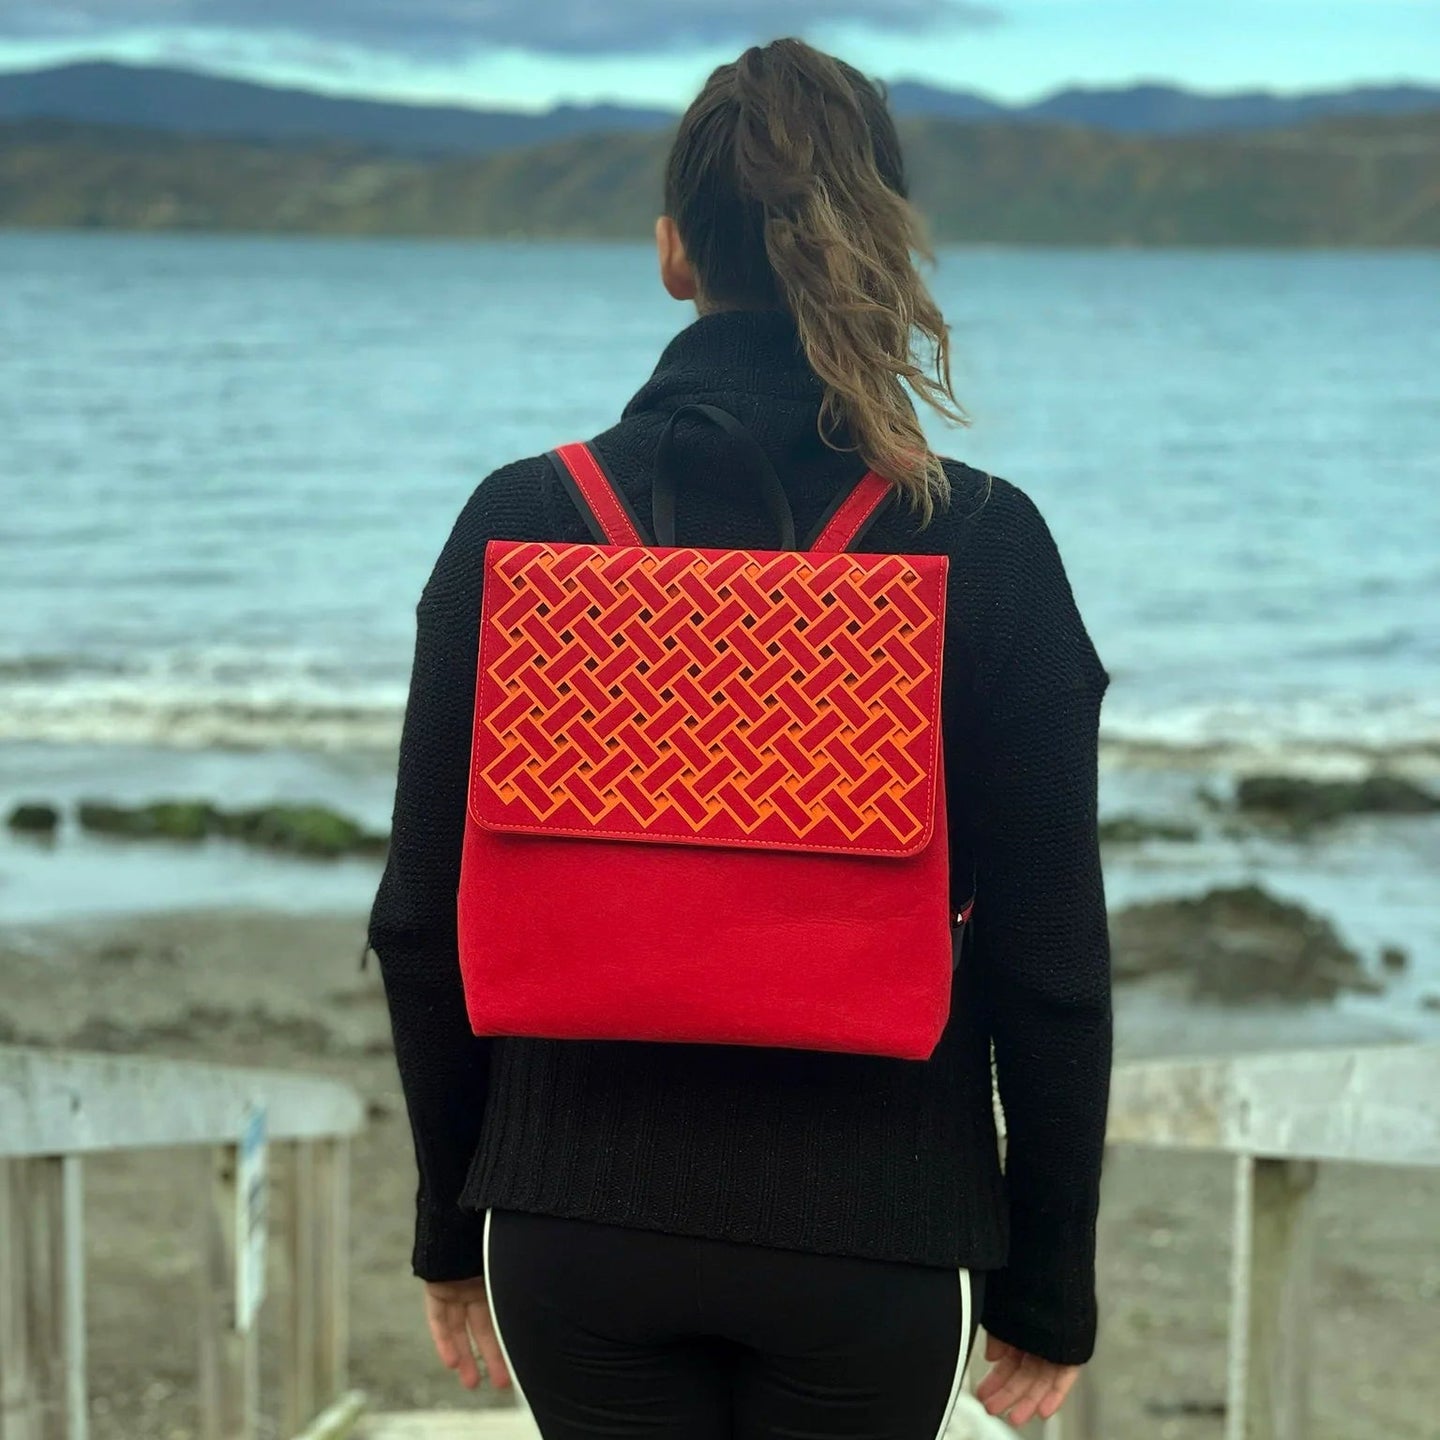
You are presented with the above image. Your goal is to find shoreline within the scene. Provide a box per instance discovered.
[1,902,1426,1064]
[3,719,1438,774]
[8,768,1439,1037]
[5,226,1437,253]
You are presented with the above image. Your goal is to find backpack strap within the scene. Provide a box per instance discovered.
[656,405,797,551]
[550,439,896,553]
[548,443,653,547]
[806,471,895,552]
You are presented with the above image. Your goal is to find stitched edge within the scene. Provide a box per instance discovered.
[813,472,889,551]
[471,811,935,858]
[469,545,947,855]
[557,443,645,547]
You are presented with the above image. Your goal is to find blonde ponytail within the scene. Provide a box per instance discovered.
[665,39,965,521]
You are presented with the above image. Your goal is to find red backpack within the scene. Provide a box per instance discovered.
[458,407,963,1060]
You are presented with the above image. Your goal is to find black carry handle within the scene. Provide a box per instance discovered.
[654,405,797,551]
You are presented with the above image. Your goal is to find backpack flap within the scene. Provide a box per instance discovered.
[469,539,948,860]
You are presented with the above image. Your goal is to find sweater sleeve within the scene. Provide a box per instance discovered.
[368,483,497,1282]
[971,490,1113,1365]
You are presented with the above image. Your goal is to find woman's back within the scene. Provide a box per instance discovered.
[371,38,1111,1437]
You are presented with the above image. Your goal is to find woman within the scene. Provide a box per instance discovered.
[370,38,1111,1438]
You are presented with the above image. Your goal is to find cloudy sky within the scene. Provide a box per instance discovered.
[0,1,1434,107]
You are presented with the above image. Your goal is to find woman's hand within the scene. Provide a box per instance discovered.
[974,1334,1080,1427]
[423,1277,512,1392]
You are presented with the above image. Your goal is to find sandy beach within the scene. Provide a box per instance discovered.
[2,905,1436,1440]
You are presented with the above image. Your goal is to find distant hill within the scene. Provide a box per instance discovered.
[986,81,1440,134]
[3,112,1436,246]
[0,61,676,155]
[1,61,1438,156]
[884,82,1008,123]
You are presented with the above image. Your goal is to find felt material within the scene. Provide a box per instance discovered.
[459,769,953,1060]
[461,443,952,1059]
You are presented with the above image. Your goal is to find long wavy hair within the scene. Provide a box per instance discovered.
[664,38,965,520]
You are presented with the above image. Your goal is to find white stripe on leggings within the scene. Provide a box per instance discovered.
[934,1267,974,1440]
[482,1209,533,1413]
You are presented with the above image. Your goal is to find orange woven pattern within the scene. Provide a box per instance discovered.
[471,541,947,856]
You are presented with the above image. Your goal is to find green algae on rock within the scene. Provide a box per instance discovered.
[217,805,389,859]
[1110,883,1379,1004]
[7,802,61,835]
[74,799,388,859]
[1099,815,1201,846]
[1235,774,1440,830]
[77,799,219,841]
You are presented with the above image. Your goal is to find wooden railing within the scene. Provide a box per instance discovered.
[1055,1042,1440,1440]
[0,1045,366,1440]
[6,1040,1436,1440]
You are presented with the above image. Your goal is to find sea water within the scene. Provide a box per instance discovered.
[2,233,1437,1034]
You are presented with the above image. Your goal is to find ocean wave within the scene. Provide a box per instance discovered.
[0,695,404,753]
[3,677,1440,778]
[1101,695,1440,775]
[0,653,132,681]
[4,646,1440,775]
[0,650,406,753]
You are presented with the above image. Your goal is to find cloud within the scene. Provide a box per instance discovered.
[0,0,1003,57]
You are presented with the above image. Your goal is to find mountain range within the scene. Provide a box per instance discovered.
[4,111,1436,246]
[1,61,1437,155]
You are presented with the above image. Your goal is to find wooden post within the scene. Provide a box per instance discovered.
[285,1137,350,1432]
[1226,1155,1317,1440]
[59,1159,86,1440]
[284,1142,317,1436]
[0,1157,85,1440]
[1,1157,35,1440]
[195,1145,258,1440]
[314,1137,351,1402]
[1226,1154,1255,1440]
[28,1157,64,1440]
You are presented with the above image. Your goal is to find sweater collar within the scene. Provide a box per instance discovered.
[623,309,823,419]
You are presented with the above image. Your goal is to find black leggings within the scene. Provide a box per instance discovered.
[484,1210,984,1440]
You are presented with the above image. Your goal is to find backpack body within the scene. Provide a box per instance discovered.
[457,426,958,1060]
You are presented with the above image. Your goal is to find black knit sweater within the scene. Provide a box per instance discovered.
[368,310,1113,1366]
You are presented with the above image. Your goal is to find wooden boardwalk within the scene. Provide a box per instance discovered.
[355,1396,1018,1439]
[357,1413,537,1440]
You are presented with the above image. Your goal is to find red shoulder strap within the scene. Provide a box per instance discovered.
[808,472,894,552]
[552,444,892,552]
[550,443,649,547]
